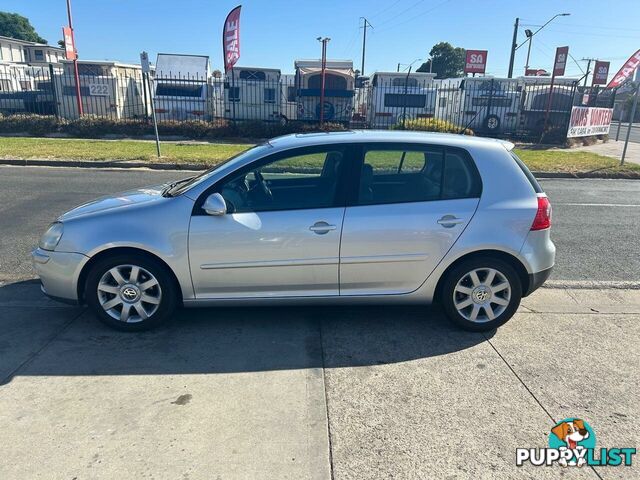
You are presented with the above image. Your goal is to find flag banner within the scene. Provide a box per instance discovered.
[553,46,569,77]
[592,61,610,85]
[62,26,76,60]
[606,50,640,89]
[223,5,241,72]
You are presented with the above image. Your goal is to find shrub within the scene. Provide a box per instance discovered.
[0,114,62,135]
[394,118,474,136]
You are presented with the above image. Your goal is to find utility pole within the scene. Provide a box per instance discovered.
[581,57,597,87]
[65,0,83,116]
[360,17,372,76]
[317,37,330,125]
[507,17,519,78]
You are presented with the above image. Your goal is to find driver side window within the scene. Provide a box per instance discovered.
[219,147,346,213]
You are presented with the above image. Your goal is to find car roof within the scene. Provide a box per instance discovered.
[267,130,514,152]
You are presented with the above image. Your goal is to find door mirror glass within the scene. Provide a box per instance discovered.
[203,193,227,216]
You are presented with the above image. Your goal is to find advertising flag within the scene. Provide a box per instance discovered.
[223,5,241,72]
[592,61,610,86]
[606,49,640,89]
[62,26,76,60]
[553,46,569,77]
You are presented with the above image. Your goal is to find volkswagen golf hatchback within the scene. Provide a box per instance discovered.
[33,131,554,332]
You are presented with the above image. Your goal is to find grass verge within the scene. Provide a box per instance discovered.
[1,136,638,174]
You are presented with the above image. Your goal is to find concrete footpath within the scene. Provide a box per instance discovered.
[0,282,638,479]
[568,139,640,165]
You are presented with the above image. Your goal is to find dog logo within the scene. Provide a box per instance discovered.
[549,419,594,467]
[517,418,636,467]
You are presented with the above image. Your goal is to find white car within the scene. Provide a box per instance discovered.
[33,131,555,332]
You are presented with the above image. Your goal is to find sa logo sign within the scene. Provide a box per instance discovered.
[465,49,488,74]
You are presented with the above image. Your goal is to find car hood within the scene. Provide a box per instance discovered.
[59,184,167,221]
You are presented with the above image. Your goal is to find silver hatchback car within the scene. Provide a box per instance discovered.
[33,131,554,332]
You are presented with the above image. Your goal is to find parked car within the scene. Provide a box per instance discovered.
[33,131,554,332]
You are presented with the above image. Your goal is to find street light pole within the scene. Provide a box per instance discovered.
[514,13,570,76]
[317,37,330,125]
[66,0,83,116]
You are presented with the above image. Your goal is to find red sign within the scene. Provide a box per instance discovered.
[606,49,640,89]
[464,50,487,74]
[223,5,241,72]
[553,46,569,77]
[62,26,76,60]
[567,106,613,138]
[525,68,549,76]
[592,61,610,85]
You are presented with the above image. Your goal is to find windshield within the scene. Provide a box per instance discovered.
[166,143,273,196]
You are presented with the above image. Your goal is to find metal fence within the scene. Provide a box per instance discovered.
[0,64,616,142]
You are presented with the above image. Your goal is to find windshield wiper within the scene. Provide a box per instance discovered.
[161,177,193,197]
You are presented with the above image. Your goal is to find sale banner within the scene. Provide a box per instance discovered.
[223,5,241,72]
[553,46,569,77]
[464,50,488,74]
[567,106,613,138]
[606,49,640,89]
[592,60,610,85]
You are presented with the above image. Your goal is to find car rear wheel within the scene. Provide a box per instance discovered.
[85,254,177,331]
[441,258,522,332]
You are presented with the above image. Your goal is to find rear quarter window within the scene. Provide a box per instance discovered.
[510,151,543,193]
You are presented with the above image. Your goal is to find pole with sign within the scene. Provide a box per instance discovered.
[464,50,488,75]
[64,0,83,116]
[140,52,161,158]
[542,46,569,136]
[592,60,610,86]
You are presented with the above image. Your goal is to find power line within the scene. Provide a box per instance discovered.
[368,0,404,20]
[375,0,452,33]
[373,0,426,29]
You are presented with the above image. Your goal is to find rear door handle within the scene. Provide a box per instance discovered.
[309,221,337,235]
[437,215,465,228]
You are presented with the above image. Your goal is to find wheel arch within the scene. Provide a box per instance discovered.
[77,247,183,305]
[433,249,530,303]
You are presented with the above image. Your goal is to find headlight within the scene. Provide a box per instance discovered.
[39,222,64,251]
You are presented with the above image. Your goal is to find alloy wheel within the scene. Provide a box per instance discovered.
[97,264,162,323]
[453,267,511,323]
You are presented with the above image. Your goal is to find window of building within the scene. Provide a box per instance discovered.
[264,88,276,103]
[392,77,418,87]
[238,70,266,81]
[383,93,426,108]
[34,49,44,61]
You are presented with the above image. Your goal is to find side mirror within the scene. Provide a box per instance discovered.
[203,193,227,216]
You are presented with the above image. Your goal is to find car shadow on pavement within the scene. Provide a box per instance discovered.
[0,281,492,384]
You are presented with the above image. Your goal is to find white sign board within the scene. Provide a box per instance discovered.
[567,106,613,138]
[140,51,151,74]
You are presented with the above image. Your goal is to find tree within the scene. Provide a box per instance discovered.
[0,12,47,43]
[416,42,465,79]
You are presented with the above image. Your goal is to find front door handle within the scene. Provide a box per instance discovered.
[437,215,465,228]
[309,221,337,235]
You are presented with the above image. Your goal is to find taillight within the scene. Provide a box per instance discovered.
[531,196,552,231]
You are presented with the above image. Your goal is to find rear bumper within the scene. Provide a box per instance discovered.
[524,266,553,296]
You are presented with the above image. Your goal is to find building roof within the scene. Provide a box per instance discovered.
[0,35,63,51]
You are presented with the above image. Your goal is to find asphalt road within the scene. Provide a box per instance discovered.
[0,165,638,282]
[610,121,640,143]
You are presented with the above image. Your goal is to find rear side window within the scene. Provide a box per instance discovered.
[443,150,482,199]
[356,144,481,206]
[510,151,543,193]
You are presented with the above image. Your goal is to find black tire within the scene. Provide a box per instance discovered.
[441,257,522,332]
[484,114,501,132]
[85,254,178,331]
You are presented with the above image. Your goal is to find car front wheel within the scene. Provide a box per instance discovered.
[85,254,177,331]
[441,258,522,332]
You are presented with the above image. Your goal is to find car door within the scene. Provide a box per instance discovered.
[339,143,482,296]
[188,145,351,298]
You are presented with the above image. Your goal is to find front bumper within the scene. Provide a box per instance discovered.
[32,248,88,303]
